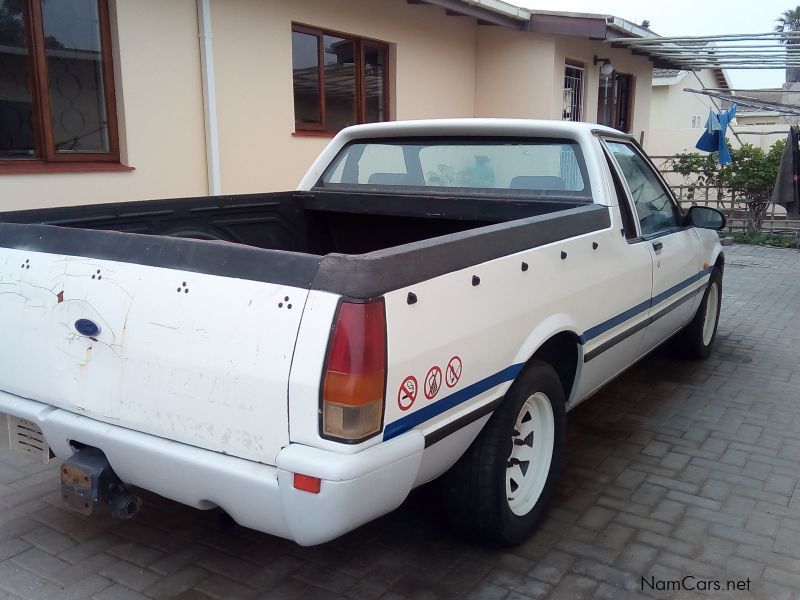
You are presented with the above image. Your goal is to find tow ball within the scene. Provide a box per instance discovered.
[60,447,141,520]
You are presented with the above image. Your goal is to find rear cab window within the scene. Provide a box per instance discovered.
[316,138,593,201]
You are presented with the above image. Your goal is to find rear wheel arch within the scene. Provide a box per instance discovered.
[523,331,581,404]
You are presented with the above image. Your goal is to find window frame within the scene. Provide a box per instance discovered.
[600,137,685,240]
[597,71,634,133]
[292,23,390,135]
[1,0,120,168]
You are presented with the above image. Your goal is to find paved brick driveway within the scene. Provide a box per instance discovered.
[2,243,800,600]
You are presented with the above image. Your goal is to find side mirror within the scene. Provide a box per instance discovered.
[687,206,726,231]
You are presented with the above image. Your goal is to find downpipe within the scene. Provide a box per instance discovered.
[60,447,142,520]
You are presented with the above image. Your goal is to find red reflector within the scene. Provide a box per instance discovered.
[293,473,321,494]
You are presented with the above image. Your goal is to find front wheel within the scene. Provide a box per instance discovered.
[441,360,566,545]
[672,269,722,360]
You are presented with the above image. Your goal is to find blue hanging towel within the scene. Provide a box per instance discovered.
[695,104,737,165]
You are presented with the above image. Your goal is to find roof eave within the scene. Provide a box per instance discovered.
[417,0,530,29]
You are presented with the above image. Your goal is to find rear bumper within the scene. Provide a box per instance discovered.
[0,391,424,546]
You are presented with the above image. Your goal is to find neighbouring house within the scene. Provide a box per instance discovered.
[643,67,731,157]
[0,0,668,211]
[644,70,795,156]
[731,88,800,150]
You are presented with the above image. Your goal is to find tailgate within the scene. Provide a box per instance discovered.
[0,244,311,464]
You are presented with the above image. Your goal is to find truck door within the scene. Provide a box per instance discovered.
[604,141,703,355]
[573,146,654,401]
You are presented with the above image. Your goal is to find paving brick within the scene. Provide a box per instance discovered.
[613,543,658,573]
[577,507,615,531]
[42,574,113,600]
[665,490,722,511]
[100,560,162,592]
[485,568,550,598]
[50,552,119,587]
[641,441,670,459]
[10,546,71,578]
[143,566,209,599]
[765,474,797,497]
[570,558,638,591]
[20,525,74,555]
[528,550,574,584]
[596,523,635,551]
[93,584,152,600]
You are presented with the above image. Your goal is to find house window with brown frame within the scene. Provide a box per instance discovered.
[292,24,389,133]
[0,0,119,167]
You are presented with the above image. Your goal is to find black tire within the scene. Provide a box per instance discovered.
[440,360,566,545]
[672,268,722,360]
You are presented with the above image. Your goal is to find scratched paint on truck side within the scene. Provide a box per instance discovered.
[0,248,309,465]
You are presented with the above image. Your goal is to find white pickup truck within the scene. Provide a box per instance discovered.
[0,119,725,546]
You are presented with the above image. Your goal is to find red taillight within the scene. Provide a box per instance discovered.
[321,299,386,441]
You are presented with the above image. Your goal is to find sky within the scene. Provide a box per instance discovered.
[515,0,795,89]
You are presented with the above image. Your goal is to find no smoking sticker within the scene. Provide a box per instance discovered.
[424,366,443,400]
[398,376,418,411]
[446,356,463,388]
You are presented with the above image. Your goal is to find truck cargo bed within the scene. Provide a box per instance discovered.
[0,191,609,297]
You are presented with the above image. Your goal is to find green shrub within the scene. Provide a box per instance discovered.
[730,233,796,248]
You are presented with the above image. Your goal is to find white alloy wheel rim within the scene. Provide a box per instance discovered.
[506,392,555,516]
[702,282,719,346]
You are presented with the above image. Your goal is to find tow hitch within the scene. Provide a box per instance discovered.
[60,447,141,520]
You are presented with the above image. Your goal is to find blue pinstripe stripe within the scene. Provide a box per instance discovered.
[383,267,713,441]
[383,364,524,440]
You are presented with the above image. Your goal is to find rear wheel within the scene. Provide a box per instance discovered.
[441,360,566,545]
[672,269,722,360]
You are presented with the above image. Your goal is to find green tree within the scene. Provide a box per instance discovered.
[670,140,786,235]
[775,7,800,83]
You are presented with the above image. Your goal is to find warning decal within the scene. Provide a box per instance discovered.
[445,356,463,388]
[424,366,443,400]
[398,376,418,411]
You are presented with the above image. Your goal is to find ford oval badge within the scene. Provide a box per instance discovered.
[74,319,101,337]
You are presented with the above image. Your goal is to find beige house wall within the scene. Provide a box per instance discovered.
[0,0,208,211]
[474,30,652,136]
[649,70,717,131]
[212,0,478,195]
[474,27,557,119]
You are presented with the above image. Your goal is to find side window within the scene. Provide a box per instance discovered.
[606,141,679,236]
[603,151,637,240]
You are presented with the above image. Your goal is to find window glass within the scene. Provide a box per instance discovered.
[0,0,36,158]
[41,0,109,153]
[607,141,679,235]
[292,31,320,126]
[364,44,387,123]
[323,35,356,130]
[319,139,591,199]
